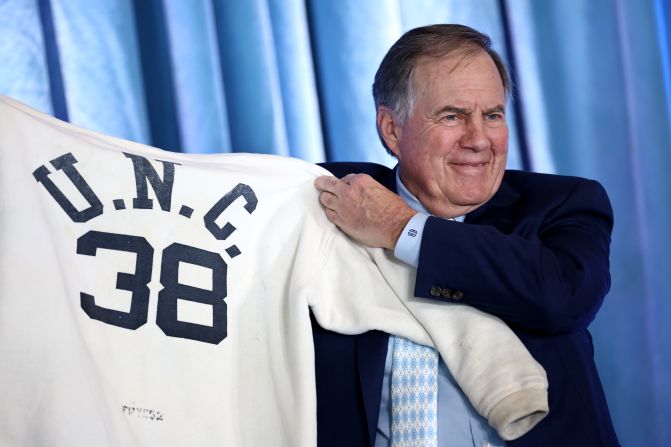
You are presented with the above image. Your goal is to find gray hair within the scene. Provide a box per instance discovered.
[372,24,510,154]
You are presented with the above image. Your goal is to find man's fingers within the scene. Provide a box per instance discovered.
[324,207,339,224]
[340,173,356,185]
[314,175,344,193]
[341,173,373,186]
[319,190,339,209]
[315,175,351,214]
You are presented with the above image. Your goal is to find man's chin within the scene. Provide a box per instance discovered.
[449,190,492,209]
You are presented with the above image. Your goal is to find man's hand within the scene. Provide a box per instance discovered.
[314,174,416,250]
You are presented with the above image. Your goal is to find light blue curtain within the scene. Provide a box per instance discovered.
[0,0,53,114]
[1,0,670,445]
[51,0,150,142]
[162,0,231,153]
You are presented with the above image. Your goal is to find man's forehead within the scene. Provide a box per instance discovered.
[412,51,506,102]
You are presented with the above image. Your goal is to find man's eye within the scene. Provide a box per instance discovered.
[486,113,503,121]
[444,114,458,121]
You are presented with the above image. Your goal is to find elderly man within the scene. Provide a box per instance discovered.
[313,25,619,446]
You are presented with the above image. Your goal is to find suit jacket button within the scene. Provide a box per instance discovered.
[441,288,453,299]
[430,286,442,297]
[452,290,464,300]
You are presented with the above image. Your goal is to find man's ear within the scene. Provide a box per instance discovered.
[377,106,402,158]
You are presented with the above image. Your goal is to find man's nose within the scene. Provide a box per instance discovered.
[460,119,490,151]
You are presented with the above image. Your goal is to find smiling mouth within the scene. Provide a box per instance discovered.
[450,162,488,167]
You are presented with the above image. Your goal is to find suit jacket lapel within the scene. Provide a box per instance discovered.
[382,166,398,193]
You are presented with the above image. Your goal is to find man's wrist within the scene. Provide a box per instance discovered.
[393,213,429,267]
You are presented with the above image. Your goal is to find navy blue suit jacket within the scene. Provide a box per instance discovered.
[312,162,620,446]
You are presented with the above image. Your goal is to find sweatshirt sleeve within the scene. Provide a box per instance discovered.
[305,222,549,440]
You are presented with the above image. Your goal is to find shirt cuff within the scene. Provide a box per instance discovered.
[393,212,429,268]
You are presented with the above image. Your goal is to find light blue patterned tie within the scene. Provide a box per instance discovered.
[390,336,438,447]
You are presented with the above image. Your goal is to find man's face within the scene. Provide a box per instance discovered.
[386,50,508,217]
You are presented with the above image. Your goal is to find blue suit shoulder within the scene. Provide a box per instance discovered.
[503,169,610,197]
[500,170,613,227]
[503,169,609,198]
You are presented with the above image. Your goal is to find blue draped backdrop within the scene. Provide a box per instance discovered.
[1,0,670,445]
